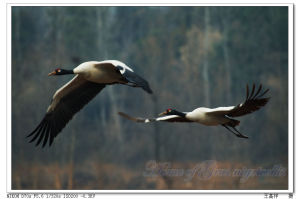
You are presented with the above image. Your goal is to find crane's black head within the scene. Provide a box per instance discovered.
[48,68,74,76]
[159,108,186,117]
[159,108,175,116]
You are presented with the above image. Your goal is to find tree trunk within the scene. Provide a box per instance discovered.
[152,95,161,161]
[221,10,232,104]
[203,7,211,107]
[107,86,123,142]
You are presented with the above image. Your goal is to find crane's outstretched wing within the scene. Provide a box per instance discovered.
[118,112,193,123]
[27,75,106,147]
[206,84,270,117]
[227,84,270,117]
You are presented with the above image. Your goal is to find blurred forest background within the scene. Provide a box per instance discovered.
[11,6,289,190]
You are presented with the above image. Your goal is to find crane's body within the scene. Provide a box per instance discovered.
[185,107,231,126]
[28,60,152,147]
[119,84,270,139]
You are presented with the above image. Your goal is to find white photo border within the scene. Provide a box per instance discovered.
[6,3,294,194]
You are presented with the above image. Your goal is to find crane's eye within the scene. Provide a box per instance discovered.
[57,69,61,73]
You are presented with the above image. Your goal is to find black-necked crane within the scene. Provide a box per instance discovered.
[27,60,152,147]
[119,84,270,139]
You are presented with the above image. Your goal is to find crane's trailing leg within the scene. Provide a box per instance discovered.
[222,124,239,137]
[232,126,249,139]
[222,124,248,139]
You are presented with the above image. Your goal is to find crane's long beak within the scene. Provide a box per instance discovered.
[158,111,168,116]
[48,71,56,76]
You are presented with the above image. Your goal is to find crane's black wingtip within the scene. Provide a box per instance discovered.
[118,112,125,116]
[118,111,132,119]
[237,134,249,139]
[118,111,148,123]
[139,81,153,94]
[144,86,153,94]
[27,116,53,148]
[261,97,271,106]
